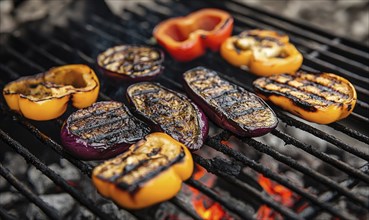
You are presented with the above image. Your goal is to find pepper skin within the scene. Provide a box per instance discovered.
[253,72,357,124]
[220,29,303,76]
[153,8,233,62]
[92,132,193,209]
[3,64,99,121]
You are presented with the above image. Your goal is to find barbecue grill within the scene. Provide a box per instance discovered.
[1,0,368,219]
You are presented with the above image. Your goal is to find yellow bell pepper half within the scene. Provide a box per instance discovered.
[3,64,99,121]
[220,29,303,76]
[92,132,194,209]
[253,72,357,124]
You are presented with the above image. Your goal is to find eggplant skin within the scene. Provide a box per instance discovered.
[126,82,208,151]
[182,67,278,137]
[61,101,150,160]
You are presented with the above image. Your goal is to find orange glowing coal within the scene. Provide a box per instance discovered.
[190,165,229,220]
[257,175,296,220]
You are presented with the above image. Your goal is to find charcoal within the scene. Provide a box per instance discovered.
[3,152,27,176]
[211,157,241,176]
[0,191,24,206]
[100,203,136,220]
[28,159,81,194]
[26,193,75,220]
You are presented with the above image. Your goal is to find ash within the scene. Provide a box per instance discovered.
[0,153,137,219]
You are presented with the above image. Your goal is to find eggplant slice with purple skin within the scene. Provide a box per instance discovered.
[97,45,164,82]
[61,101,150,160]
[182,67,278,137]
[126,82,208,151]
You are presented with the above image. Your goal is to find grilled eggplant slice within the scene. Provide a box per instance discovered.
[92,132,193,209]
[126,82,208,150]
[97,45,164,82]
[253,72,357,124]
[183,67,278,137]
[61,101,150,160]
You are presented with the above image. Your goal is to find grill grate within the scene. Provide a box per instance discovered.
[1,0,369,219]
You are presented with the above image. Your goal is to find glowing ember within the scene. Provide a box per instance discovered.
[190,165,229,220]
[257,175,297,220]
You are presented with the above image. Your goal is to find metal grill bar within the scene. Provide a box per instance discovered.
[226,0,369,55]
[186,178,254,220]
[271,129,369,184]
[2,19,364,219]
[300,163,369,219]
[206,132,354,220]
[0,163,61,220]
[1,1,368,219]
[275,112,369,161]
[132,2,369,122]
[329,122,369,144]
[193,154,301,219]
[0,46,204,220]
[162,0,369,84]
[0,206,17,220]
[67,15,368,174]
[241,137,368,208]
[2,29,258,220]
[56,9,366,215]
[0,129,119,220]
[170,197,203,220]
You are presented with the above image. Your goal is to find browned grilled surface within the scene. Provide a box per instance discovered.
[97,45,163,76]
[67,101,150,149]
[94,137,185,192]
[127,82,204,149]
[184,67,277,130]
[253,72,353,112]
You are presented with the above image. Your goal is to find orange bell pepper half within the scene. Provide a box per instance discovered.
[153,8,233,62]
[220,29,303,76]
[92,132,193,209]
[2,64,99,121]
[253,72,357,124]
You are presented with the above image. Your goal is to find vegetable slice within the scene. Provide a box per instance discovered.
[220,29,303,76]
[183,67,278,137]
[92,132,193,209]
[126,82,208,150]
[97,45,164,82]
[153,8,233,61]
[61,101,150,160]
[253,72,357,124]
[3,64,99,120]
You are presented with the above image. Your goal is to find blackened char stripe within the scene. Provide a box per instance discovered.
[73,115,130,134]
[269,74,349,99]
[261,78,335,105]
[116,149,185,193]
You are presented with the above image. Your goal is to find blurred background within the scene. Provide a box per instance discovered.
[1,0,368,45]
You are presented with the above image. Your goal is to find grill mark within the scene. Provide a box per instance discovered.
[98,46,163,76]
[228,106,266,118]
[184,67,278,130]
[128,83,203,149]
[206,88,239,100]
[91,122,147,143]
[72,115,130,134]
[67,102,150,147]
[273,73,349,99]
[68,105,122,123]
[97,147,186,193]
[265,78,338,105]
[116,149,185,193]
[130,88,160,96]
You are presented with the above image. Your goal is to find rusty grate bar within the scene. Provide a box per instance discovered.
[0,129,118,220]
[0,163,61,220]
